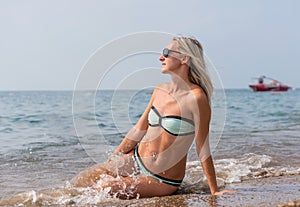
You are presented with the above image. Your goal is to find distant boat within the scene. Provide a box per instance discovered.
[249,76,291,92]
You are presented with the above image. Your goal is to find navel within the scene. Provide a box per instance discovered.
[152,152,158,161]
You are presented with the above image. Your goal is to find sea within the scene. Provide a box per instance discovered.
[0,89,299,206]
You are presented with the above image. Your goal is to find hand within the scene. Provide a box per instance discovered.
[213,189,237,195]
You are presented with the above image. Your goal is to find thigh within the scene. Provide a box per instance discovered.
[101,153,137,177]
[71,153,137,187]
[134,176,179,198]
[99,175,179,199]
[70,163,109,187]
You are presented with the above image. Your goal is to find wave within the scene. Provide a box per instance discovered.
[0,185,117,206]
[183,153,300,189]
[1,153,299,206]
[0,127,13,133]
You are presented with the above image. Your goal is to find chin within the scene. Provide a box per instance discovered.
[161,68,169,74]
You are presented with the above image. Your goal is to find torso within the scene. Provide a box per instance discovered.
[138,83,199,180]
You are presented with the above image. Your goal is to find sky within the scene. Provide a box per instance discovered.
[0,0,299,90]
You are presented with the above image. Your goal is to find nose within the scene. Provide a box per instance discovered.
[159,54,165,62]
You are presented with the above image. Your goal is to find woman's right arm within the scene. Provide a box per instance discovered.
[114,88,157,154]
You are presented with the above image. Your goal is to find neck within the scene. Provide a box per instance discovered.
[169,68,192,93]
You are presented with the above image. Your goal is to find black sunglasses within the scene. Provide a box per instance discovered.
[162,48,182,58]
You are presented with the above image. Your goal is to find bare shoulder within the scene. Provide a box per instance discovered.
[156,82,171,90]
[154,82,171,95]
[187,87,211,124]
[190,87,209,106]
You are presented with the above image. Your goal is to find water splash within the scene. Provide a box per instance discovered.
[0,182,118,206]
[1,153,300,206]
[182,153,300,193]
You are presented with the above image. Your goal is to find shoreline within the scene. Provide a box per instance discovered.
[114,175,300,207]
[0,175,299,206]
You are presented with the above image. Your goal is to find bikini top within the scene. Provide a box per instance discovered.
[148,106,195,136]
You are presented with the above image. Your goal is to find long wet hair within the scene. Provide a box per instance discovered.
[173,37,213,103]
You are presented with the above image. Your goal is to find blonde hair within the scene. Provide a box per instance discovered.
[173,37,213,103]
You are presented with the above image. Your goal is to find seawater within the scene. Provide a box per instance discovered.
[0,89,299,205]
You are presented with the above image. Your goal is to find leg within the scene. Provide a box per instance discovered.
[70,164,111,187]
[100,175,179,199]
[70,153,136,187]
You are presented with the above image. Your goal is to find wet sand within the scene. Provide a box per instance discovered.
[1,175,299,206]
[106,175,300,207]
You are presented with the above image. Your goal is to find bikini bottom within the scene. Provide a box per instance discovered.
[134,145,182,187]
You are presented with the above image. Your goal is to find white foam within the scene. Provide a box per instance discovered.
[184,153,289,187]
[54,186,115,205]
[2,153,299,206]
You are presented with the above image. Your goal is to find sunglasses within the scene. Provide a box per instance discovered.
[162,48,182,58]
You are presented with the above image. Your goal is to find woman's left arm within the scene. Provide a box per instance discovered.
[193,92,234,195]
[193,92,218,194]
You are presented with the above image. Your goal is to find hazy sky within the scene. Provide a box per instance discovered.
[1,0,299,90]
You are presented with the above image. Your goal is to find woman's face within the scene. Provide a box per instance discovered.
[159,41,183,74]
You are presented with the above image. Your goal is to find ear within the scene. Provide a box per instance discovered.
[181,56,190,65]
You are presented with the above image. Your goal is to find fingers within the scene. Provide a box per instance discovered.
[213,189,237,195]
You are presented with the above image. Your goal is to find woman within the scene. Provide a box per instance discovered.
[71,36,233,198]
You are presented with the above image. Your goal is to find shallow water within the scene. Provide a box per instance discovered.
[0,89,299,206]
